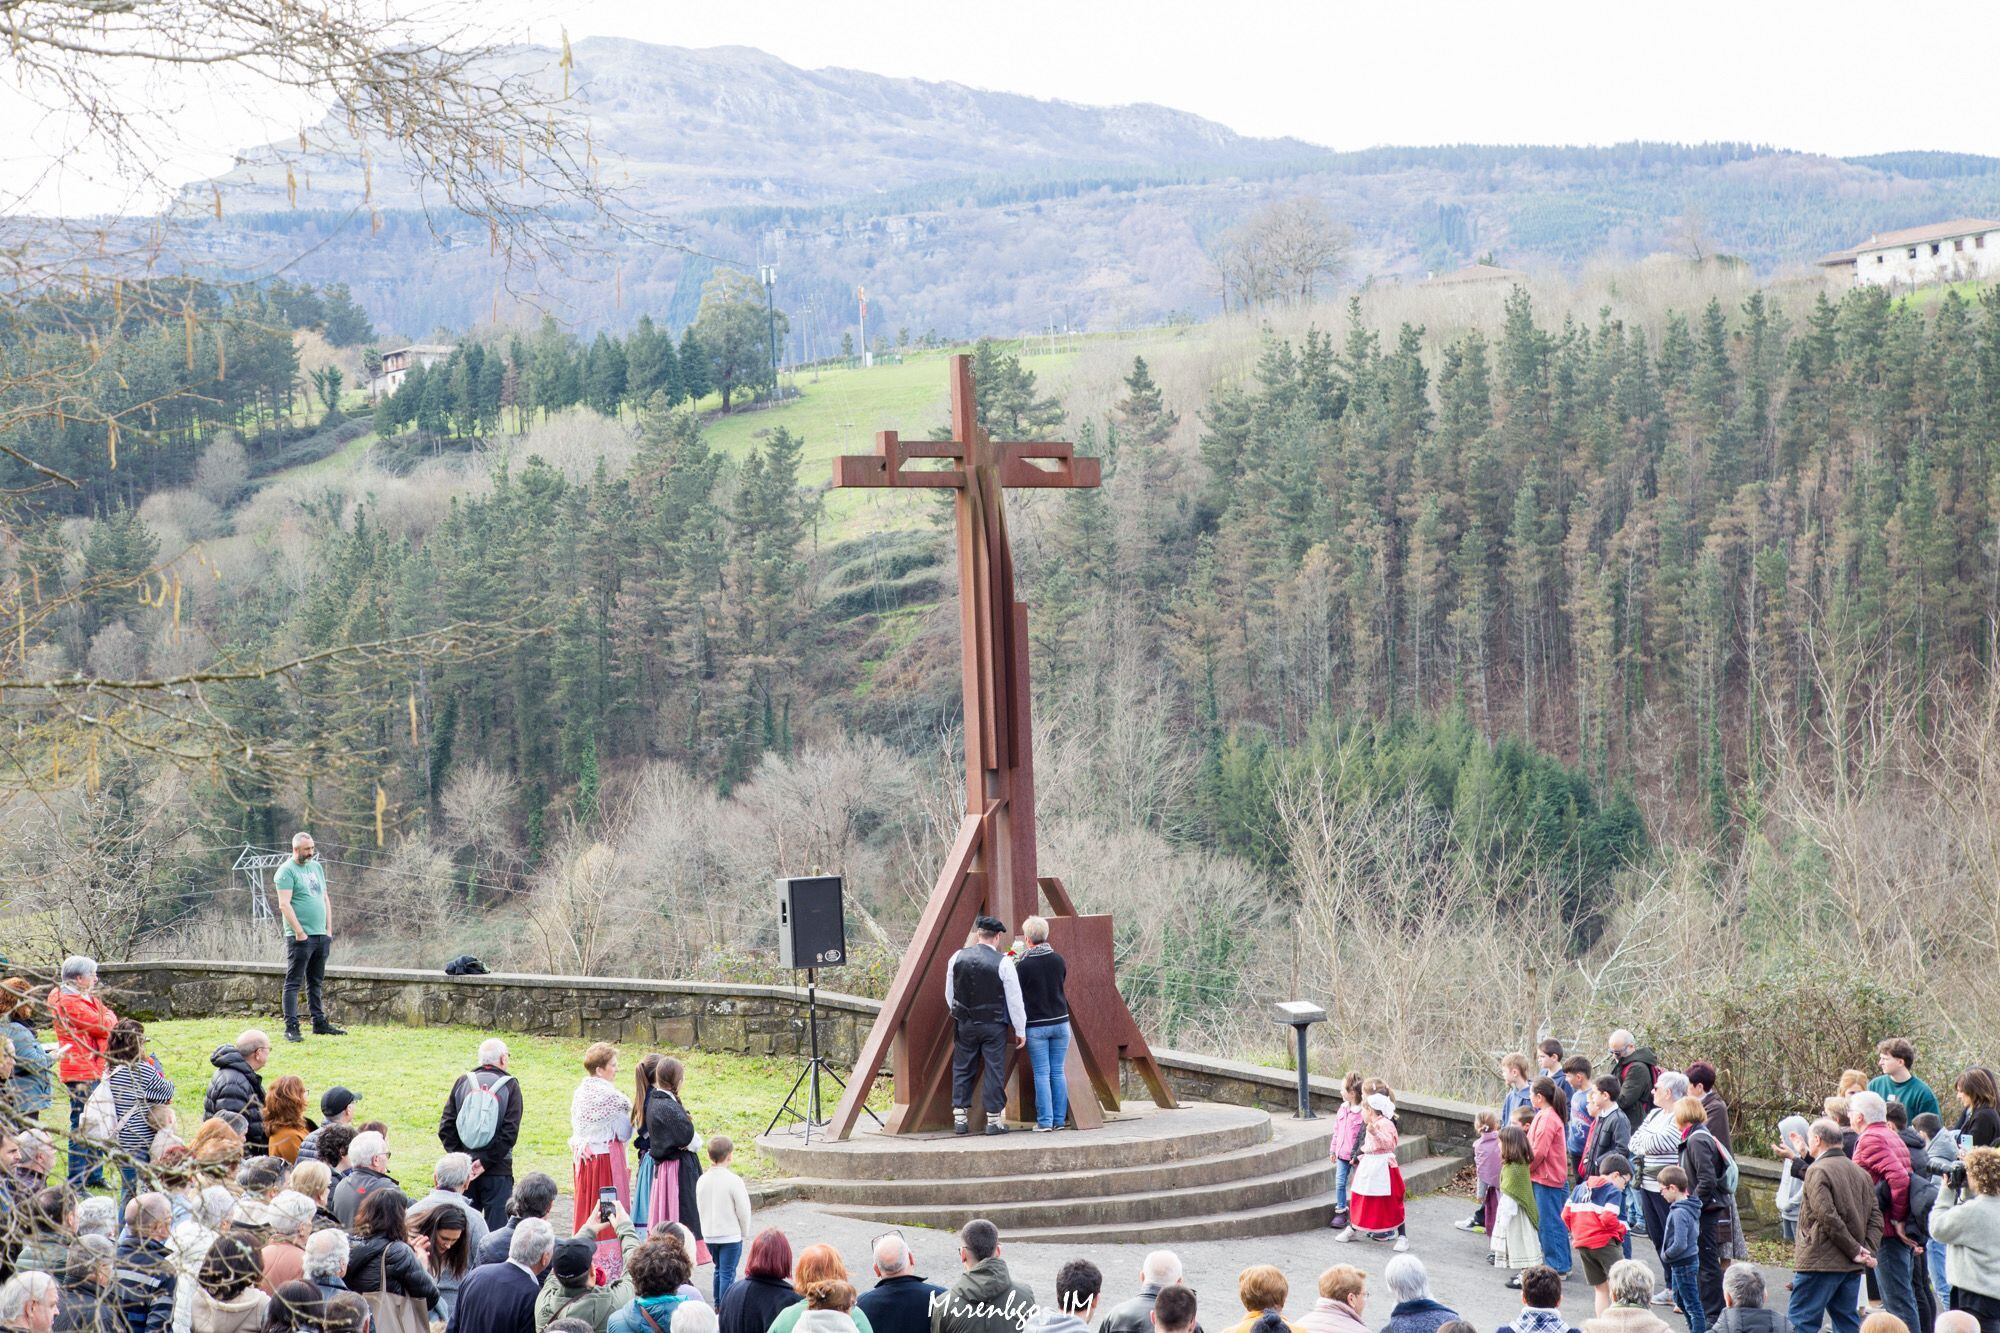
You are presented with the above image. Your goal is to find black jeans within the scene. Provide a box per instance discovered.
[951,1019,1007,1115]
[1698,1210,1726,1322]
[283,934,331,1028]
[467,1170,512,1231]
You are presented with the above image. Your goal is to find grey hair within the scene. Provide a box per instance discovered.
[1937,1313,1983,1333]
[1383,1254,1432,1302]
[65,1234,114,1285]
[304,1228,350,1280]
[236,1029,270,1055]
[1609,1029,1634,1051]
[1656,1071,1690,1100]
[1851,1091,1889,1124]
[291,831,314,848]
[1723,1265,1765,1309]
[478,1038,509,1066]
[672,1304,720,1333]
[134,1192,173,1231]
[873,1233,910,1276]
[435,1152,473,1191]
[1023,915,1050,944]
[76,1197,118,1238]
[61,955,97,981]
[511,1217,556,1266]
[270,1191,318,1238]
[0,1271,59,1321]
[1609,1260,1656,1308]
[348,1130,387,1168]
[1142,1252,1183,1284]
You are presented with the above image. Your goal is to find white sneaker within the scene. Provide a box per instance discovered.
[1333,1227,1356,1243]
[1393,1236,1410,1252]
[1453,1219,1480,1233]
[1652,1291,1677,1307]
[1032,1126,1053,1133]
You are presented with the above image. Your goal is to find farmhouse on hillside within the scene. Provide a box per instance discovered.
[368,343,455,399]
[1816,217,2000,290]
[1423,261,1530,286]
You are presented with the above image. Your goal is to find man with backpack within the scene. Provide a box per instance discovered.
[440,1038,523,1230]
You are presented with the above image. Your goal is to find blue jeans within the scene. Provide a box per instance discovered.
[1929,1238,1951,1303]
[1788,1270,1862,1333]
[1025,1022,1071,1129]
[1876,1238,1921,1332]
[1668,1260,1705,1333]
[1532,1182,1573,1275]
[711,1241,742,1304]
[1334,1159,1352,1212]
[65,1080,104,1189]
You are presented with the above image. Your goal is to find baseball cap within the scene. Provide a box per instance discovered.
[552,1237,597,1285]
[322,1087,361,1118]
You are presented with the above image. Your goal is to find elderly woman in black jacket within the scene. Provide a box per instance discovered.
[344,1192,441,1314]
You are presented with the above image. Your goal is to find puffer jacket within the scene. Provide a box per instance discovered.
[1853,1120,1911,1236]
[5,1017,55,1113]
[201,1046,267,1154]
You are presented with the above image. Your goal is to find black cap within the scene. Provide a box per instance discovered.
[974,915,1006,935]
[322,1087,361,1118]
[552,1238,596,1285]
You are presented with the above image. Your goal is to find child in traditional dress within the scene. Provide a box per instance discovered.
[629,1052,666,1232]
[642,1056,710,1265]
[1328,1072,1366,1233]
[1334,1092,1407,1251]
[1472,1110,1502,1239]
[1493,1123,1543,1280]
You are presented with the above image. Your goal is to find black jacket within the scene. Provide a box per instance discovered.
[202,1045,268,1153]
[53,1281,120,1333]
[445,1261,540,1333]
[859,1274,947,1333]
[1679,1126,1731,1216]
[1710,1311,1791,1333]
[644,1090,704,1238]
[113,1236,176,1333]
[347,1234,442,1308]
[1613,1047,1658,1123]
[438,1064,523,1176]
[719,1275,798,1333]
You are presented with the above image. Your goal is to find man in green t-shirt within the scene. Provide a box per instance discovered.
[1869,1036,1940,1121]
[275,831,346,1044]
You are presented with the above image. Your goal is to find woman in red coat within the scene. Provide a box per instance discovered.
[50,956,116,1190]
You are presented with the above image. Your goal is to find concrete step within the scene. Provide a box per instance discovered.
[789,1130,1340,1206]
[824,1159,1335,1231]
[1401,1153,1469,1195]
[1006,1192,1339,1244]
[761,1101,1271,1181]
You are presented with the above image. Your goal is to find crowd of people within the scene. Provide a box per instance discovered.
[1394,1029,2000,1333]
[5,950,2000,1333]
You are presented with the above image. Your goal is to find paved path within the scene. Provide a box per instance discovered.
[745,1192,1798,1331]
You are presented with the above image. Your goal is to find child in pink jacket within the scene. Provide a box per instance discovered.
[1327,1071,1366,1231]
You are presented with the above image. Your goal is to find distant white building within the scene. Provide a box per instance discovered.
[368,343,455,399]
[1423,261,1530,287]
[1816,218,2000,289]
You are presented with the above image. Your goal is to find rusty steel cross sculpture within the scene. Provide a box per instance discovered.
[825,353,1176,1139]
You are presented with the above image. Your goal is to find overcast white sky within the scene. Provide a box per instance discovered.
[5,0,1994,217]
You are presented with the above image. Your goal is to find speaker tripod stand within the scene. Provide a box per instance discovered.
[766,969,881,1142]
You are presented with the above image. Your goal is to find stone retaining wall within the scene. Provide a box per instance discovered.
[98,961,1780,1226]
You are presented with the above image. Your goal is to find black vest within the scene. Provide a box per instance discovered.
[949,945,1004,1023]
[1014,947,1068,1027]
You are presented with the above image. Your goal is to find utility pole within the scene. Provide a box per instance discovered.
[759,262,779,402]
[858,285,871,368]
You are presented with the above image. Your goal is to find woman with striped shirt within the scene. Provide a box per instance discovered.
[103,1017,175,1198]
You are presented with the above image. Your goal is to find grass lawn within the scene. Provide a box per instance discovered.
[34,1019,832,1189]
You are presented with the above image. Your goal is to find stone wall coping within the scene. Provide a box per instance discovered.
[99,959,1783,1181]
[98,959,884,1016]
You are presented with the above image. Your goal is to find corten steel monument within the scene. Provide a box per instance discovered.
[825,353,1176,1139]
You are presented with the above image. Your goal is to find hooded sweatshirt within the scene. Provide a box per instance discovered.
[202,1046,268,1154]
[933,1257,1037,1333]
[1563,1177,1631,1251]
[1775,1115,1812,1224]
[1613,1047,1659,1123]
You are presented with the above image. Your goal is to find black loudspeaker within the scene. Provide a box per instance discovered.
[778,876,846,968]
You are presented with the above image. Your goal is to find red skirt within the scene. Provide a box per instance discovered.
[1348,1161,1405,1231]
[573,1150,632,1279]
